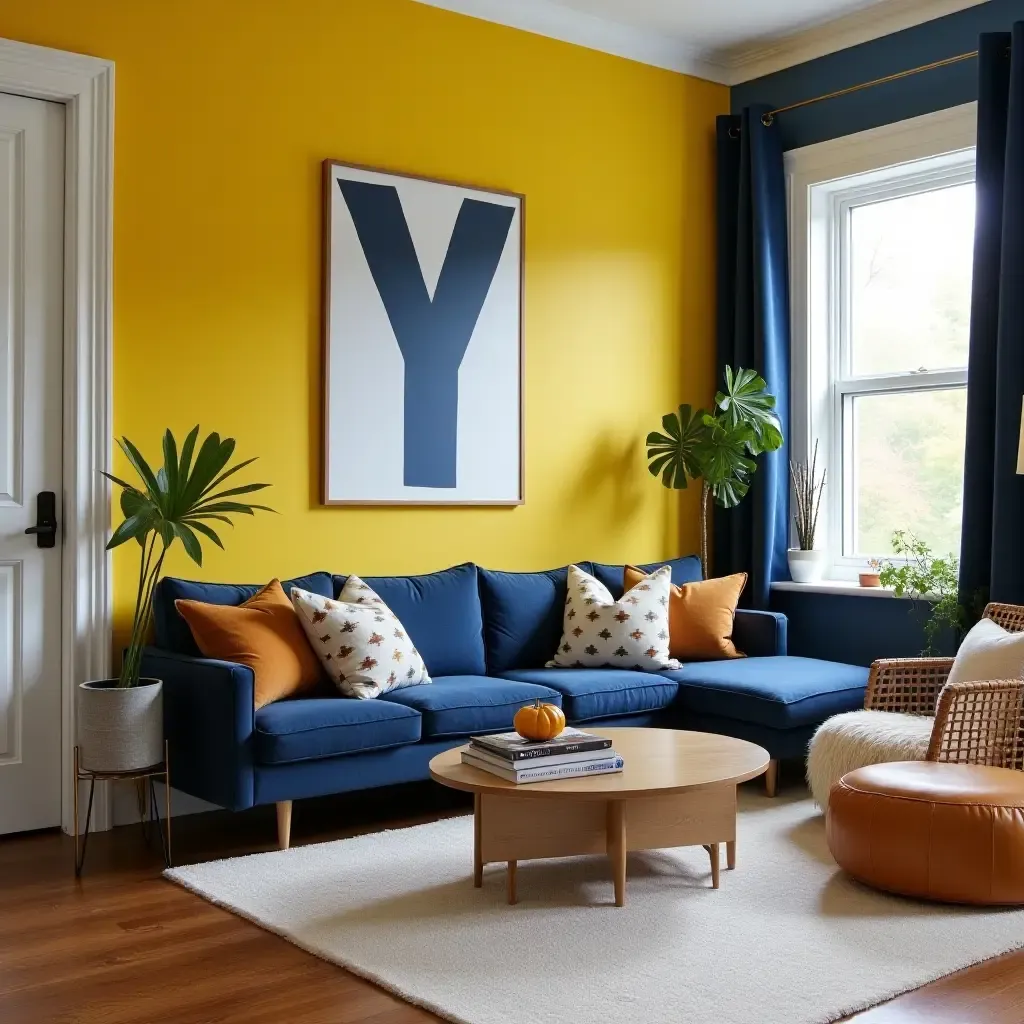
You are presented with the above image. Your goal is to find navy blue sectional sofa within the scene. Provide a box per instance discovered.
[142,557,868,834]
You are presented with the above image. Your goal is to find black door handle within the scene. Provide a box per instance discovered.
[25,491,58,548]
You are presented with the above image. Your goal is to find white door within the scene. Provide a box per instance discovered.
[0,93,65,835]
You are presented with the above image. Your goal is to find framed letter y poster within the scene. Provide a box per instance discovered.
[323,160,524,505]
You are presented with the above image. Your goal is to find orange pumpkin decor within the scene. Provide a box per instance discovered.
[514,699,566,741]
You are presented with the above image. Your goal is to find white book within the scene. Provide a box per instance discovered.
[462,750,624,784]
[467,744,619,771]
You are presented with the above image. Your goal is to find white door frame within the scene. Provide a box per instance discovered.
[0,39,114,834]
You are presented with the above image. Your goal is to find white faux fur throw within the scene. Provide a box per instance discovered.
[806,710,933,810]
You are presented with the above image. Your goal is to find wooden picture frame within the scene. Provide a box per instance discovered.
[322,159,525,506]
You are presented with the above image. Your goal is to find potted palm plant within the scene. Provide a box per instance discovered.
[646,366,784,577]
[78,427,272,773]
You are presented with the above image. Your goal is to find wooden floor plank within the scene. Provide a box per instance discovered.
[0,782,1021,1024]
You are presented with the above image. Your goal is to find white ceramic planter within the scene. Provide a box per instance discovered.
[77,678,163,773]
[787,548,826,584]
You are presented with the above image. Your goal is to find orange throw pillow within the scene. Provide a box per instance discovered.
[623,566,747,660]
[175,579,322,709]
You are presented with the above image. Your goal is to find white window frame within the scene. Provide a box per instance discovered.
[786,103,977,583]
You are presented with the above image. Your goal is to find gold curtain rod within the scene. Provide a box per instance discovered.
[759,50,979,127]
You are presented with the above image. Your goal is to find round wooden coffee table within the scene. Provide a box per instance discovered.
[429,728,769,907]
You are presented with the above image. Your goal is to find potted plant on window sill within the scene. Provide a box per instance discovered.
[77,428,272,773]
[859,559,883,588]
[787,441,826,583]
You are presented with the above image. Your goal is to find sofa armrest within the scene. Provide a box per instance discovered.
[733,610,787,657]
[141,646,256,811]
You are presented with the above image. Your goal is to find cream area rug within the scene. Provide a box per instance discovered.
[167,793,1024,1024]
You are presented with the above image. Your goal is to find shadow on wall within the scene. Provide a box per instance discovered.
[564,431,645,538]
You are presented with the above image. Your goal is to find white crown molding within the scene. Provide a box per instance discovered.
[722,0,990,85]
[410,0,732,82]
[413,0,990,87]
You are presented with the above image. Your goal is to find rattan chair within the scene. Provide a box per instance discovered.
[807,603,1024,808]
[866,602,1024,771]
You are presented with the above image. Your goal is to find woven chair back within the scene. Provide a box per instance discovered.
[984,603,1024,633]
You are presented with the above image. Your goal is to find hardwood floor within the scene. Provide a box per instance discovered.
[1,780,1023,1024]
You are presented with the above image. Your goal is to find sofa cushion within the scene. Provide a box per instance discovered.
[336,563,485,677]
[625,567,747,660]
[292,577,430,699]
[379,675,561,739]
[174,579,324,709]
[254,697,421,765]
[547,564,679,671]
[591,556,702,599]
[155,571,334,656]
[502,668,679,722]
[663,656,869,730]
[478,563,594,675]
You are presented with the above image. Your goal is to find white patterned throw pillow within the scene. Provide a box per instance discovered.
[291,577,430,699]
[547,564,680,671]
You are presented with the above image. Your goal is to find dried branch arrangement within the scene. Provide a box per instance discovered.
[790,440,826,551]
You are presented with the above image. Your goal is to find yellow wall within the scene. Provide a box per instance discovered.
[0,0,726,640]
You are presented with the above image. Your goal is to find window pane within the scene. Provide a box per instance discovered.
[848,387,966,558]
[850,184,975,376]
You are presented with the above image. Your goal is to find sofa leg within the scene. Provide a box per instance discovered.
[765,760,779,797]
[276,800,293,851]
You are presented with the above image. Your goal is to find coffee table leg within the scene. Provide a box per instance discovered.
[507,860,517,905]
[607,800,626,907]
[727,840,736,870]
[473,794,483,888]
[705,843,721,889]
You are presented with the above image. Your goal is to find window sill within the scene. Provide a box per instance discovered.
[771,580,932,599]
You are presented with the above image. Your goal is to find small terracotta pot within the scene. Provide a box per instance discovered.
[859,572,882,588]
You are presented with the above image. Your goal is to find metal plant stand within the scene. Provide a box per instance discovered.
[74,741,171,877]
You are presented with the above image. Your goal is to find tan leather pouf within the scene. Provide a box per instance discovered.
[827,761,1024,905]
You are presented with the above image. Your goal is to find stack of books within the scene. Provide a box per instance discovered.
[463,728,624,784]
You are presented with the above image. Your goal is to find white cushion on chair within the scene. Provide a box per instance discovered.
[947,617,1024,684]
[807,710,933,810]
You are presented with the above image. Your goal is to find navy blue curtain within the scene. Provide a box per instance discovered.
[959,24,1024,611]
[714,106,790,609]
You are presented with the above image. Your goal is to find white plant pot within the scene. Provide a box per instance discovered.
[77,678,163,773]
[787,548,825,584]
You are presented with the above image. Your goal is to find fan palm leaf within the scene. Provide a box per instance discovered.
[103,427,273,686]
[645,366,785,576]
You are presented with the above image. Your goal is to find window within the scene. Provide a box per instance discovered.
[787,105,977,580]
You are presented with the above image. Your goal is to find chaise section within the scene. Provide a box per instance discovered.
[502,668,678,722]
[141,647,257,811]
[378,676,561,738]
[254,698,421,765]
[663,656,868,730]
